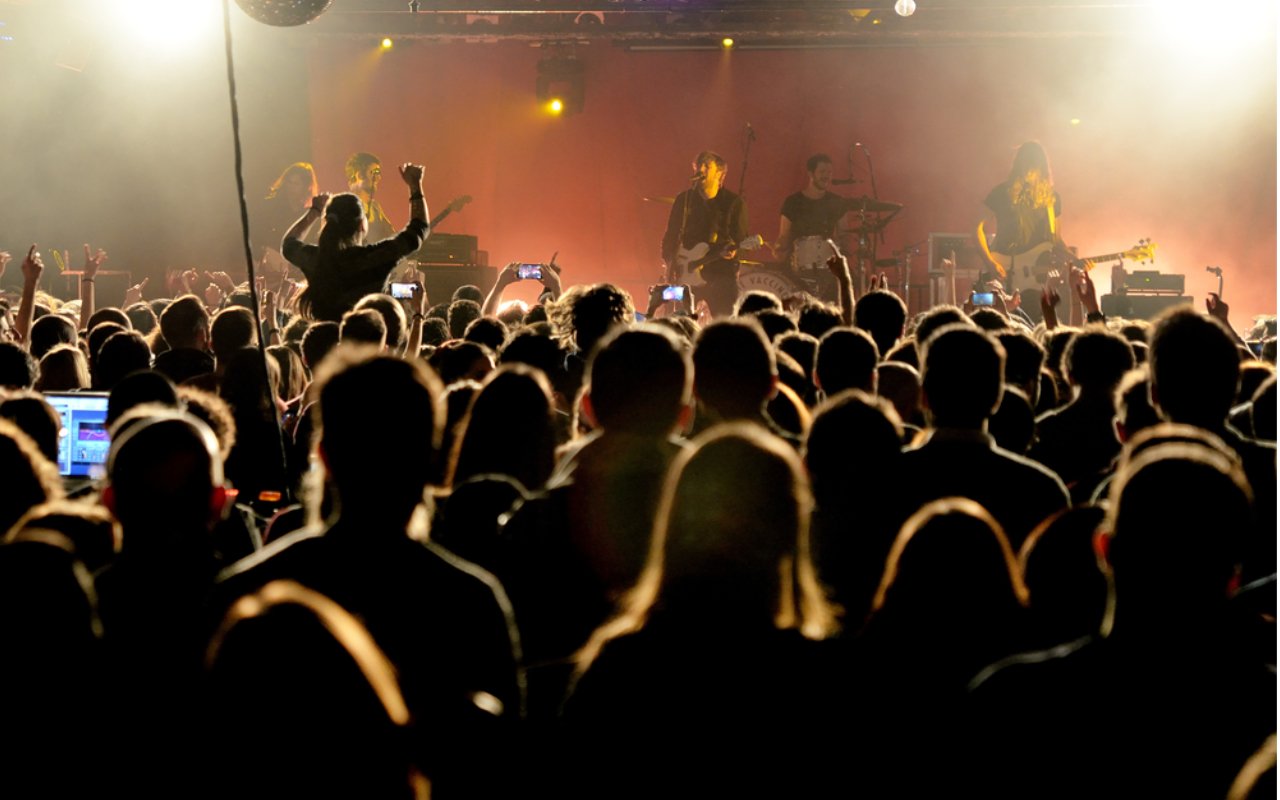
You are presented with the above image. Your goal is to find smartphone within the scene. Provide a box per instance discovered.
[662,285,686,302]
[972,291,995,307]
[516,263,543,280]
[390,282,418,300]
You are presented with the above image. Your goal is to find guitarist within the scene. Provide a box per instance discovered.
[976,141,1063,320]
[661,150,748,319]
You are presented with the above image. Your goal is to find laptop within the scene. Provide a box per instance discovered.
[42,391,111,480]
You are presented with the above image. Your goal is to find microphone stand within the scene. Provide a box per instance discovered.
[737,124,755,198]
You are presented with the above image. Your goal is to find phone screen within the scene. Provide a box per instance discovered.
[390,282,416,300]
[972,292,995,306]
[662,285,685,301]
[517,264,543,280]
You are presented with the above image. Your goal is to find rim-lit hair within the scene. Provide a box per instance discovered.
[266,162,319,201]
[576,423,837,675]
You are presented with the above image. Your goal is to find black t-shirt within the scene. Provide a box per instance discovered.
[780,191,847,239]
[983,181,1062,255]
[284,218,429,321]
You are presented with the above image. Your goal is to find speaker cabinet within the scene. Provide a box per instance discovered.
[1101,293,1193,321]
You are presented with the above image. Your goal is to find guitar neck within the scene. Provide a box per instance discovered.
[429,207,453,228]
[1073,251,1127,269]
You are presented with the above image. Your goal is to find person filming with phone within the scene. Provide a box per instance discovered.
[283,162,430,322]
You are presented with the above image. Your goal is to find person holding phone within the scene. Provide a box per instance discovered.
[282,163,430,322]
[481,261,562,319]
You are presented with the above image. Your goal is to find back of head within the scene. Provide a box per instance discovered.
[969,307,1010,332]
[0,342,39,390]
[921,325,1006,429]
[177,385,236,463]
[870,497,1028,648]
[1250,376,1276,441]
[1065,328,1135,392]
[816,327,879,396]
[796,302,842,340]
[314,348,442,516]
[301,321,341,370]
[1019,505,1109,644]
[341,308,388,349]
[1115,367,1161,441]
[105,369,180,429]
[0,392,61,465]
[561,283,634,355]
[160,295,211,351]
[1149,307,1241,428]
[1106,442,1252,613]
[450,364,555,490]
[452,284,484,304]
[30,314,77,360]
[106,411,222,545]
[805,390,903,503]
[876,360,922,427]
[693,317,776,419]
[499,328,568,399]
[0,419,63,538]
[775,331,818,378]
[464,317,508,353]
[854,290,907,357]
[735,290,782,317]
[94,330,152,391]
[205,580,425,800]
[914,305,973,349]
[86,307,130,333]
[36,344,90,392]
[989,385,1035,455]
[429,340,494,386]
[354,294,407,352]
[655,424,831,637]
[586,325,690,436]
[447,299,482,341]
[211,307,259,363]
[267,345,306,402]
[312,193,366,267]
[1237,361,1274,407]
[753,309,797,342]
[125,303,159,336]
[994,330,1046,401]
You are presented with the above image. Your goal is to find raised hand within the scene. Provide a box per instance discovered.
[82,243,108,279]
[181,268,199,293]
[0,251,11,281]
[399,163,424,186]
[206,270,237,294]
[311,192,332,212]
[1072,263,1100,316]
[123,277,149,306]
[21,245,43,284]
[1206,292,1231,325]
[205,282,225,310]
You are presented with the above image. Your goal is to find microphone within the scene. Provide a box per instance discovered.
[689,173,703,183]
[1205,265,1222,275]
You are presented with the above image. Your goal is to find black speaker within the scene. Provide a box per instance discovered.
[419,265,498,306]
[1101,293,1193,320]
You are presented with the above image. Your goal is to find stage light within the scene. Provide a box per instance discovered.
[721,37,734,48]
[548,98,564,114]
[536,56,585,115]
[381,37,393,49]
[110,1,221,50]
[1070,118,1082,126]
[894,0,916,17]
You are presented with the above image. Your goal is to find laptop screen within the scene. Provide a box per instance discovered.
[42,392,111,478]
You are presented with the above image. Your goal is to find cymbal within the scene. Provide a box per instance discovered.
[843,196,903,213]
[643,195,676,205]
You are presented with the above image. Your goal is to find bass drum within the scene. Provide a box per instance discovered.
[737,266,807,302]
[791,236,837,271]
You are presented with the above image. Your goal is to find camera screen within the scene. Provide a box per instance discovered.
[390,282,416,299]
[972,292,995,306]
[517,264,542,280]
[662,286,685,301]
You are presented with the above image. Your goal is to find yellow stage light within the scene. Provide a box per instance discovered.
[381,38,393,49]
[1070,118,1082,126]
[548,98,564,114]
[721,37,734,48]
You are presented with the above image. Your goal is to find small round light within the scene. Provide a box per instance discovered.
[381,37,393,49]
[1070,117,1082,126]
[894,0,917,17]
[721,37,734,48]
[549,98,564,113]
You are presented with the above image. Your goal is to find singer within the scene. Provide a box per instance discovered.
[661,150,748,318]
[772,153,851,266]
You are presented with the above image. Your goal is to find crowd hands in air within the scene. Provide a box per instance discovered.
[0,205,1276,798]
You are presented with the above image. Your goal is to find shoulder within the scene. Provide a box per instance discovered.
[995,444,1070,492]
[983,182,1009,209]
[969,634,1095,695]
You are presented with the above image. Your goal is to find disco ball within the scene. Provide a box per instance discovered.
[234,0,334,27]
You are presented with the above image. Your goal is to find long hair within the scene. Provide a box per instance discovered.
[265,162,318,201]
[297,193,367,319]
[576,423,837,675]
[1006,140,1055,209]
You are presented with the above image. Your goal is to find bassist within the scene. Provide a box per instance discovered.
[661,150,748,318]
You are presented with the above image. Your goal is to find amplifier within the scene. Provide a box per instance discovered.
[1121,270,1184,294]
[1101,293,1193,320]
[416,265,498,305]
[415,233,478,266]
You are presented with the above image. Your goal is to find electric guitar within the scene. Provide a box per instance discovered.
[430,195,472,229]
[990,238,1156,295]
[670,234,765,286]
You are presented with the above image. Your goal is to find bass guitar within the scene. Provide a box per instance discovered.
[430,195,472,229]
[990,238,1156,296]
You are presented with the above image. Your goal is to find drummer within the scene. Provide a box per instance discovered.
[772,153,850,269]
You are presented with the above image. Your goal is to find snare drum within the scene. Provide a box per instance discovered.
[791,236,837,272]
